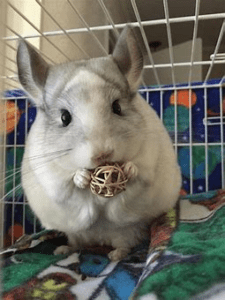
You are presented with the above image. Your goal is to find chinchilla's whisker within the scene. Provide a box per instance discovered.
[1,151,69,179]
[27,153,69,169]
[2,153,73,196]
[1,150,72,187]
[1,184,22,201]
[3,167,22,175]
[21,151,72,177]
[119,125,225,142]
[22,148,72,161]
[0,169,22,185]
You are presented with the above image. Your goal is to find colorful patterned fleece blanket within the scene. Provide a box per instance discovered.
[2,189,225,300]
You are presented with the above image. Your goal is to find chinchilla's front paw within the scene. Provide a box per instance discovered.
[123,161,138,180]
[54,245,72,255]
[108,247,129,261]
[73,169,91,189]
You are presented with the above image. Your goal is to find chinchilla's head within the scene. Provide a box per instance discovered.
[17,26,146,171]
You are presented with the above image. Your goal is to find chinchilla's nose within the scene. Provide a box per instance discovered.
[92,150,114,166]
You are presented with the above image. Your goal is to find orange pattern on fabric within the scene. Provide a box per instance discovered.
[1,101,21,134]
[170,90,197,108]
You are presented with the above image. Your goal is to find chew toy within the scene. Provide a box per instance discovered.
[90,163,128,198]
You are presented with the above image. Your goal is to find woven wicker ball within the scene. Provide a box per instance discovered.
[90,163,128,198]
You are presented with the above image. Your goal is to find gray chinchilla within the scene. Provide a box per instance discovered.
[17,26,181,261]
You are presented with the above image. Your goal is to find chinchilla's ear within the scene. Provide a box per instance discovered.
[112,26,144,92]
[17,40,49,106]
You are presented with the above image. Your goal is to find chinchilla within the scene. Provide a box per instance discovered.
[17,26,181,261]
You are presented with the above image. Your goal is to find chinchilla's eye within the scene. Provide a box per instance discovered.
[61,109,72,127]
[112,99,121,115]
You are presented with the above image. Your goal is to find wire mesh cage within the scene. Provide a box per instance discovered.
[0,0,224,250]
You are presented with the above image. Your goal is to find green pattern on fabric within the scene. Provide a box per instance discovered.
[164,106,189,133]
[169,206,225,255]
[136,206,225,300]
[3,253,64,293]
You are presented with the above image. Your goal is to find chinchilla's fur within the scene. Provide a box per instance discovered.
[17,27,181,261]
